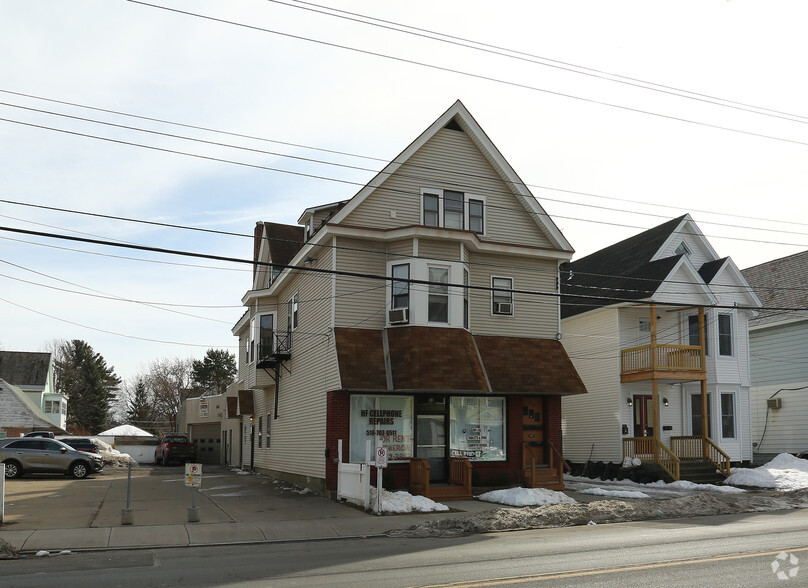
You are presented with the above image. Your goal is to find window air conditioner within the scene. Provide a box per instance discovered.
[388,308,409,324]
[495,302,512,315]
[767,397,782,409]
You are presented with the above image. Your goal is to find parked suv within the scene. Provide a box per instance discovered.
[23,431,55,438]
[0,437,104,479]
[57,437,100,454]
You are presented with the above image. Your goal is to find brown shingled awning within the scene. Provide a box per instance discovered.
[238,390,254,415]
[474,335,586,396]
[333,326,586,396]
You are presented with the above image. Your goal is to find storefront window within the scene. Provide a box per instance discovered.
[449,397,506,461]
[350,395,414,463]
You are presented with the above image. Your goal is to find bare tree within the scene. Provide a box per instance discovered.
[148,357,195,433]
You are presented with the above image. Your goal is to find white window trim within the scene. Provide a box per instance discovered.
[491,276,514,316]
[719,390,737,440]
[427,264,451,324]
[717,313,735,357]
[420,188,486,235]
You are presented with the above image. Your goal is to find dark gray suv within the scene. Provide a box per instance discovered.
[0,437,104,479]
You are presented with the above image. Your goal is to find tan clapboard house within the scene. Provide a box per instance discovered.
[226,101,587,497]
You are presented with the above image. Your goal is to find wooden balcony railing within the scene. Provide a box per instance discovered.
[623,437,680,481]
[621,344,703,376]
[671,436,731,477]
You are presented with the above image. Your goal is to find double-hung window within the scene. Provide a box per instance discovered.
[391,264,410,309]
[428,266,449,323]
[492,277,514,315]
[687,314,708,355]
[718,314,733,356]
[259,314,275,360]
[421,189,485,234]
[286,294,298,351]
[720,393,736,438]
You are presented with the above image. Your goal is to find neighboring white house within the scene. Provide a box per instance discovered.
[0,351,67,431]
[560,215,761,475]
[742,250,808,460]
[0,378,68,437]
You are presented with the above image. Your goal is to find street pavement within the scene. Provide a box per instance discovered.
[0,464,508,554]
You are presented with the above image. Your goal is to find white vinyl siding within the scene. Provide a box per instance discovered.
[344,128,555,248]
[561,308,623,462]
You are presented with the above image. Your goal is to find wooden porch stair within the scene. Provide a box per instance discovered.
[408,457,473,501]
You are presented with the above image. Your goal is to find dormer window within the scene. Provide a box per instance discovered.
[675,241,692,257]
[421,189,485,234]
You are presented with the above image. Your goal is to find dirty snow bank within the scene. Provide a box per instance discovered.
[388,492,808,538]
[726,454,808,490]
[478,487,577,507]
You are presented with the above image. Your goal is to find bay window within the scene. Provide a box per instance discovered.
[428,266,449,323]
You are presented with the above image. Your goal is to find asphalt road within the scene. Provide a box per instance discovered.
[3,507,807,587]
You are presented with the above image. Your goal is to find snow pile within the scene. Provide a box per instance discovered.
[94,438,136,467]
[726,454,808,490]
[578,488,650,499]
[370,488,449,513]
[477,487,577,507]
[658,480,746,495]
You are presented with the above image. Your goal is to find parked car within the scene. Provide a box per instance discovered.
[797,451,808,460]
[23,431,55,438]
[57,437,100,454]
[0,437,104,479]
[154,433,197,466]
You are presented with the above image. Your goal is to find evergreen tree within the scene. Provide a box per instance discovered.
[125,378,156,433]
[191,348,237,396]
[55,339,121,434]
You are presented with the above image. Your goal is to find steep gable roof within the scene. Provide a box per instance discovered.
[325,100,573,253]
[0,351,52,388]
[561,214,727,319]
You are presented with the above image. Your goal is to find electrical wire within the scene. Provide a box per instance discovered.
[126,1,808,150]
[4,87,807,230]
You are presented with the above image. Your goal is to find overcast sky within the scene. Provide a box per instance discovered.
[2,0,808,383]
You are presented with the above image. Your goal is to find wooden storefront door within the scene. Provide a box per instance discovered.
[522,397,545,465]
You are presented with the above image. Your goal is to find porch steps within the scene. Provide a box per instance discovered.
[678,460,727,484]
[523,465,565,491]
[650,460,726,484]
[422,484,473,501]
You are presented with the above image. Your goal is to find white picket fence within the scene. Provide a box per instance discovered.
[336,439,371,510]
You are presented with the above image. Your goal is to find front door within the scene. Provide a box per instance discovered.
[416,397,447,482]
[633,395,654,437]
[522,397,545,465]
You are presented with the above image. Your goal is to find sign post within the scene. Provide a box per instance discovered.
[185,462,202,522]
[374,445,387,514]
[0,463,4,525]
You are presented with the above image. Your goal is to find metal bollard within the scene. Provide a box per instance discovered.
[121,462,134,525]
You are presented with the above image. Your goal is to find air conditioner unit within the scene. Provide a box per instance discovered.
[388,308,409,324]
[495,302,512,315]
[767,397,782,409]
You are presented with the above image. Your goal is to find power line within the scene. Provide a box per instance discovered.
[127,0,808,149]
[1,224,802,313]
[279,0,808,126]
[4,87,807,230]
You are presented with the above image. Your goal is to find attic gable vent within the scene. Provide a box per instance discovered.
[444,118,463,132]
[675,241,692,257]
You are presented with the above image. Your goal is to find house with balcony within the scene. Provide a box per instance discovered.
[742,250,808,461]
[560,215,761,481]
[229,100,587,498]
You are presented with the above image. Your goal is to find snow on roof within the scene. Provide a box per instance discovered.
[98,424,155,437]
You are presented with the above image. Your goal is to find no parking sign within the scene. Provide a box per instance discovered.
[375,446,388,468]
[185,462,202,487]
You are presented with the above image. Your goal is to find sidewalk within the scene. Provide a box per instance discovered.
[0,465,504,553]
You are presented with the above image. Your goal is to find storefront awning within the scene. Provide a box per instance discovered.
[333,327,586,396]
